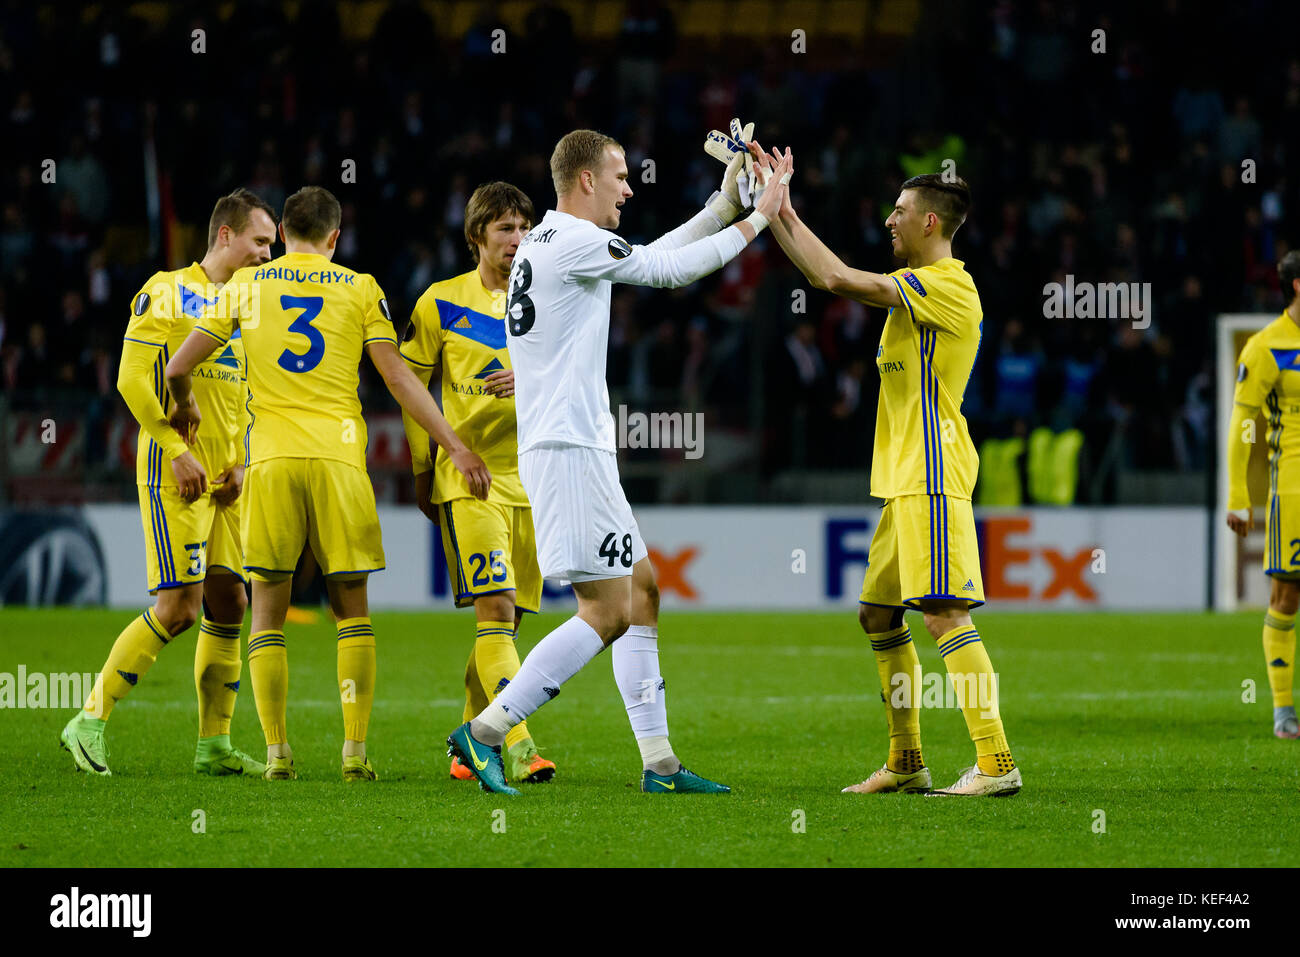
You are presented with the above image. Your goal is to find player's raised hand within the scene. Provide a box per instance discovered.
[774,146,796,216]
[450,447,492,500]
[483,368,515,399]
[171,451,207,503]
[1226,508,1254,537]
[169,393,202,444]
[211,464,244,507]
[414,469,439,525]
[754,148,793,221]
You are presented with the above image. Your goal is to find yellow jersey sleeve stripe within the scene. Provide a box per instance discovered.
[123,336,164,347]
[363,335,398,345]
[194,325,227,344]
[400,350,437,368]
[891,275,916,321]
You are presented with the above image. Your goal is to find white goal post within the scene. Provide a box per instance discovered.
[1216,313,1279,610]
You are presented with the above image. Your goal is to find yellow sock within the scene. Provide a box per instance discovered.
[474,621,532,751]
[1264,609,1296,707]
[868,624,923,772]
[247,631,288,746]
[935,625,1015,776]
[337,618,376,742]
[84,609,171,719]
[195,619,242,737]
[463,645,488,721]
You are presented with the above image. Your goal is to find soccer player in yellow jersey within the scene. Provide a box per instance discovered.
[1226,250,1300,739]
[59,189,275,777]
[165,186,491,781]
[400,182,557,784]
[750,144,1020,796]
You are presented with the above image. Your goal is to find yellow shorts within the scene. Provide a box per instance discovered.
[860,493,985,610]
[1264,493,1300,578]
[137,484,244,593]
[242,458,385,581]
[438,497,542,613]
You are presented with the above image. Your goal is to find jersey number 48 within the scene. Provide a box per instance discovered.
[507,260,535,337]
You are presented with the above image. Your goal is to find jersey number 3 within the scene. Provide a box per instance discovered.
[278,295,325,373]
[507,259,535,337]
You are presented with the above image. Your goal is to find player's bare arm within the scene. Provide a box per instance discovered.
[162,329,226,501]
[412,469,439,525]
[750,142,901,309]
[367,339,492,500]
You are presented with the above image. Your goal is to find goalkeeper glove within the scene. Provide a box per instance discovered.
[704,118,756,217]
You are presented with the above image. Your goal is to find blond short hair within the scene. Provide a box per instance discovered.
[550,129,624,197]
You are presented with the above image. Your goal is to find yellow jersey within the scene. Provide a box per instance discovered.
[872,258,982,500]
[121,262,248,488]
[1231,312,1300,503]
[196,251,397,469]
[400,269,528,506]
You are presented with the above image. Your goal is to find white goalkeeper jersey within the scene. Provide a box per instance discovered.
[506,207,745,454]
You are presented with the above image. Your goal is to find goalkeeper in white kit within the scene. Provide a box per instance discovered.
[447,125,791,795]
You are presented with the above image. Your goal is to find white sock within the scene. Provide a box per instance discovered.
[473,616,604,745]
[613,624,677,771]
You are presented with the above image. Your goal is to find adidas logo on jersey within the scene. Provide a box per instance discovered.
[454,315,472,329]
[961,579,976,592]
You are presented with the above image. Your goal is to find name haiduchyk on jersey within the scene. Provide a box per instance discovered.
[251,266,356,284]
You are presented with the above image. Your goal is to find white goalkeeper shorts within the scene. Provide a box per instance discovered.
[518,444,648,584]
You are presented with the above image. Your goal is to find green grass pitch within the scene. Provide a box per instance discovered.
[1,607,1295,867]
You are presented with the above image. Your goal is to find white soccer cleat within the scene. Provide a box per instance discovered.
[928,764,1022,797]
[841,764,931,794]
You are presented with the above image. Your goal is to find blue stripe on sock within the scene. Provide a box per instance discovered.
[938,635,983,658]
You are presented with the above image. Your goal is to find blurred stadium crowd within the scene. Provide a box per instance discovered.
[1,0,1295,503]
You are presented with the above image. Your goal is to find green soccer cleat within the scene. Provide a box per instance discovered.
[60,712,111,776]
[193,736,267,777]
[641,765,731,794]
[446,722,518,796]
[263,755,297,781]
[342,755,378,781]
[507,738,556,783]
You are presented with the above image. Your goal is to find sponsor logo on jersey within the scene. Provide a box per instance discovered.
[608,238,632,260]
[473,357,505,379]
[902,270,927,297]
[962,579,976,592]
[213,344,240,369]
[178,283,218,319]
[1270,348,1300,371]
